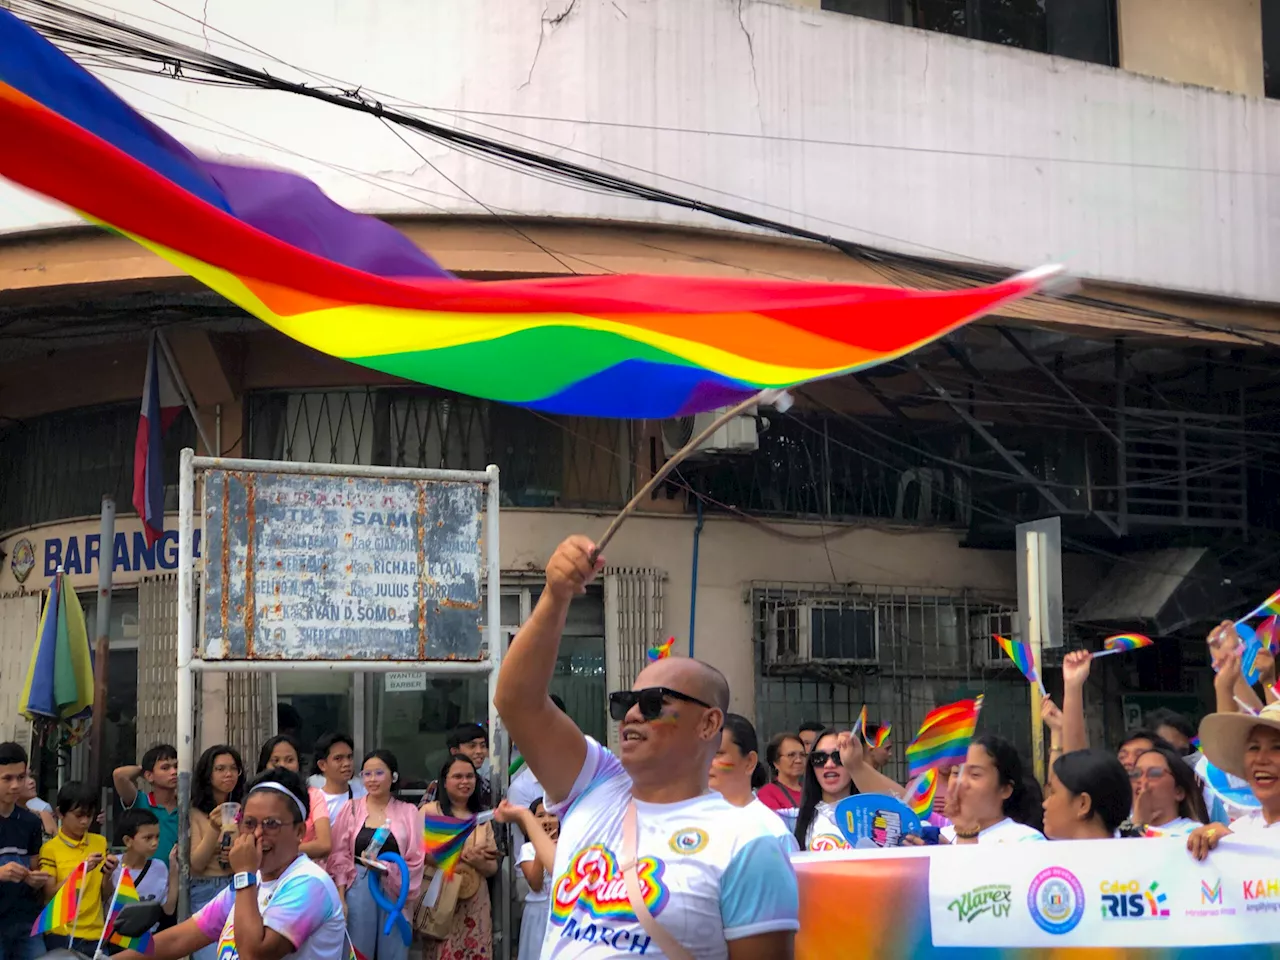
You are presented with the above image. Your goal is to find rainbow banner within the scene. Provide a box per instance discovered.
[0,10,1061,420]
[795,840,1279,958]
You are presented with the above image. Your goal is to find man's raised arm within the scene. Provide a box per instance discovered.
[494,536,603,805]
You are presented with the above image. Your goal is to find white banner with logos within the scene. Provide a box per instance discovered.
[928,837,1277,949]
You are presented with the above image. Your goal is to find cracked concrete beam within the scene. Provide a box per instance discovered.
[521,0,579,90]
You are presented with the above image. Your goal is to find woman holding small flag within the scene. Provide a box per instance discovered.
[115,768,347,960]
[418,755,497,960]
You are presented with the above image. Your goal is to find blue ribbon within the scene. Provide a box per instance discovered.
[366,851,412,946]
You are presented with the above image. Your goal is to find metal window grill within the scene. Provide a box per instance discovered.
[751,581,1031,782]
[246,388,631,508]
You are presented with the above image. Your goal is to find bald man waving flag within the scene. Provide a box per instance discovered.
[495,537,799,960]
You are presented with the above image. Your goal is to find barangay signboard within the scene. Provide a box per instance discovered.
[793,837,1280,957]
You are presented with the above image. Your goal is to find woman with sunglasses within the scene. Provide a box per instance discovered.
[329,749,425,960]
[115,768,347,960]
[757,733,806,813]
[793,729,858,851]
[495,535,800,960]
[710,714,799,851]
[1130,746,1209,836]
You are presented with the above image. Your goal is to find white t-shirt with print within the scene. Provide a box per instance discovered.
[804,801,851,852]
[111,860,169,931]
[544,737,799,959]
[518,841,552,904]
[1228,810,1280,841]
[745,799,800,853]
[193,854,346,960]
[940,817,1045,844]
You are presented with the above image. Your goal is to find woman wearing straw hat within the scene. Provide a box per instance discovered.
[1187,696,1280,860]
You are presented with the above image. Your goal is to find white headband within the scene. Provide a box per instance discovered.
[247,781,308,820]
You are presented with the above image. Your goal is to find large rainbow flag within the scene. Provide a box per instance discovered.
[0,9,1061,419]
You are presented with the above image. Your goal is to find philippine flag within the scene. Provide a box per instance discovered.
[132,334,184,547]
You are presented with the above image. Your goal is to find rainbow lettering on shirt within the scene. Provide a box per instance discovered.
[549,844,669,925]
[809,833,850,852]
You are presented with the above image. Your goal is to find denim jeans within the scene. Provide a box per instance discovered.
[0,915,44,960]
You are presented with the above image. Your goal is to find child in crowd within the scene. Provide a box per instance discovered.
[495,797,559,960]
[103,808,178,939]
[20,775,57,837]
[38,781,116,954]
[112,744,180,864]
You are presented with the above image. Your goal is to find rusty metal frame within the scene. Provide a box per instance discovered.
[175,448,504,930]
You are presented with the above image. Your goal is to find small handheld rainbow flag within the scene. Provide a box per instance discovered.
[905,697,983,779]
[422,810,496,879]
[1235,587,1280,625]
[853,705,868,742]
[1090,633,1154,659]
[106,868,154,953]
[31,861,86,935]
[1258,616,1280,656]
[994,635,1046,695]
[647,637,674,662]
[870,724,892,749]
[905,769,938,817]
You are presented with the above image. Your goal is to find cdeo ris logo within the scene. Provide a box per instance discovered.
[1028,867,1085,935]
[1100,880,1170,920]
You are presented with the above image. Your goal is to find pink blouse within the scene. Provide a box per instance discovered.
[302,786,328,844]
[328,796,425,917]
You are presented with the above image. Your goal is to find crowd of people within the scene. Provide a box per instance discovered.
[0,538,1277,959]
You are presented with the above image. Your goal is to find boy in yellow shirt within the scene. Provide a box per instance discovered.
[38,781,116,953]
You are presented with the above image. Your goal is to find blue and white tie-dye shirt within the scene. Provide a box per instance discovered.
[194,854,346,960]
[543,737,800,959]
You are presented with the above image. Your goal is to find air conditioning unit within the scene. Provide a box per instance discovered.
[661,408,759,459]
[972,611,1016,669]
[765,601,879,665]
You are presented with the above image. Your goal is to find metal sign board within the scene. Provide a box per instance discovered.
[201,469,484,661]
[1016,517,1063,650]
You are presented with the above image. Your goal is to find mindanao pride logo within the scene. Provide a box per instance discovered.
[549,845,669,926]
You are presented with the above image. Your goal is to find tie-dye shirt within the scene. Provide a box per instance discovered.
[543,737,799,959]
[193,854,346,960]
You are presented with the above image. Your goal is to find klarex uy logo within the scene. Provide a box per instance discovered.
[948,884,1012,923]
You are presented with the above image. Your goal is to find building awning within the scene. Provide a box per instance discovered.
[1074,547,1243,635]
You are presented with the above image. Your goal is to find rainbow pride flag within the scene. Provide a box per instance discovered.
[106,868,154,953]
[905,698,982,779]
[1258,615,1280,656]
[31,861,86,935]
[993,634,1044,694]
[853,705,868,742]
[904,769,938,817]
[423,813,485,879]
[0,10,1060,420]
[869,724,891,749]
[1099,633,1154,656]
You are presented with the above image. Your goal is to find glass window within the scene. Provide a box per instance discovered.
[365,587,607,789]
[276,672,355,772]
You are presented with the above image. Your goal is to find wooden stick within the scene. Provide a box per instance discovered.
[589,389,787,565]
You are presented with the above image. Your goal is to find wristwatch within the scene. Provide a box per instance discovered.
[233,872,257,892]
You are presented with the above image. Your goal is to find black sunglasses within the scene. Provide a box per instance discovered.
[809,750,843,768]
[609,687,713,722]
